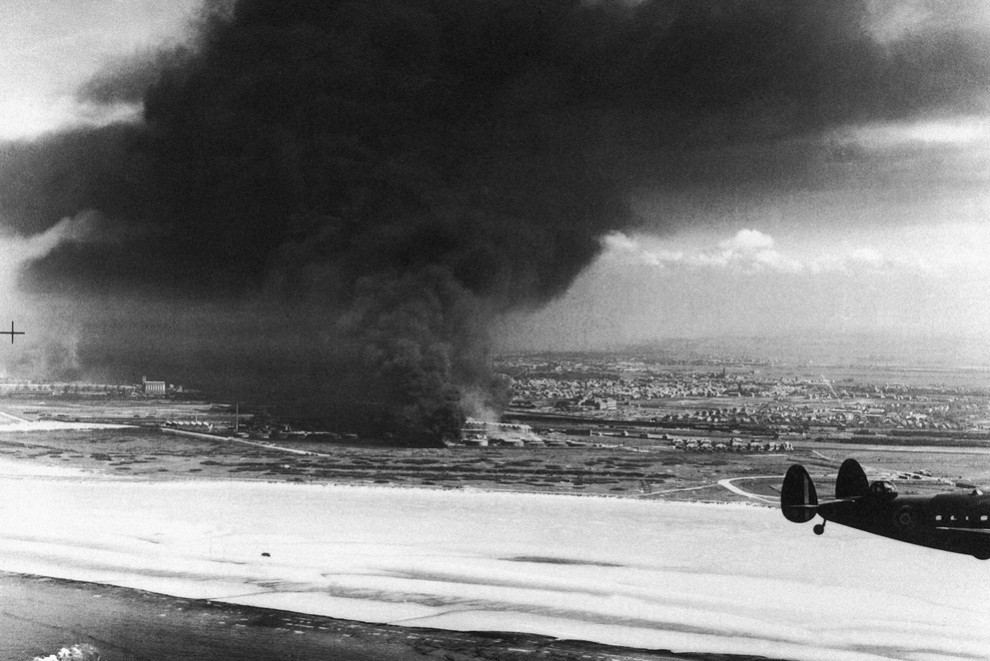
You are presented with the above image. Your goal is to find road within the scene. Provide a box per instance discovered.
[717,476,779,504]
[638,475,780,504]
[0,410,28,424]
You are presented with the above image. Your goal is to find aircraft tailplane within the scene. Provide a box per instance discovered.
[781,464,818,523]
[835,458,869,499]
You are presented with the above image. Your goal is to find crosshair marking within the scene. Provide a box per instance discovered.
[0,321,24,344]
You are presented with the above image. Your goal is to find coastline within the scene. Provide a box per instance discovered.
[2,571,774,661]
[2,453,989,661]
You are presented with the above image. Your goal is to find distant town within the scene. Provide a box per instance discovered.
[3,346,990,497]
[495,351,990,450]
[2,349,990,453]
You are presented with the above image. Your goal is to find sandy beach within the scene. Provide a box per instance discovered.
[7,572,756,661]
[1,451,989,661]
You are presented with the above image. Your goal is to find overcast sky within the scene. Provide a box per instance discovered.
[1,0,989,364]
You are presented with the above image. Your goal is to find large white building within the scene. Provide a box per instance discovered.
[142,376,166,394]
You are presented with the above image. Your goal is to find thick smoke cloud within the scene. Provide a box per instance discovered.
[2,0,988,441]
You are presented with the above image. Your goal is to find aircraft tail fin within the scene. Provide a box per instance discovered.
[836,458,869,499]
[781,464,818,523]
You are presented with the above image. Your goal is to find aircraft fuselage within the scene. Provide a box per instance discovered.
[782,460,990,559]
[818,489,990,559]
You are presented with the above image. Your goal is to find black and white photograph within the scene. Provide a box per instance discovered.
[1,1,989,659]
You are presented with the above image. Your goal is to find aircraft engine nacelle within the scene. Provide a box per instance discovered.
[781,464,818,523]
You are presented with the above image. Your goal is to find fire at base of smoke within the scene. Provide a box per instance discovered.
[31,643,102,661]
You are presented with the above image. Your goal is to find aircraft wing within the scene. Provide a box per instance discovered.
[818,497,861,506]
[935,527,990,535]
[787,497,861,509]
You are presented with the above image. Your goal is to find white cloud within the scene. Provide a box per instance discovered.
[848,247,884,265]
[0,95,142,141]
[0,211,100,292]
[867,0,990,45]
[719,229,775,252]
[707,229,802,273]
[0,1,200,140]
[835,117,990,150]
[600,230,925,277]
[601,231,641,254]
[600,232,684,268]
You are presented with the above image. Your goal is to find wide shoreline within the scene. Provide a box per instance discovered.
[2,571,775,661]
[0,457,795,661]
[3,448,990,661]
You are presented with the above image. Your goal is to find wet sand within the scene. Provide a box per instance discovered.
[1,572,766,661]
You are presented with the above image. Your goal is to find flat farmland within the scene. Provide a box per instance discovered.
[2,419,987,505]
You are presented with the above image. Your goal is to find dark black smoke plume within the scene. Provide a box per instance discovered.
[3,0,988,442]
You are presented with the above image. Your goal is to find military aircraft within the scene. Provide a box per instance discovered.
[782,458,990,560]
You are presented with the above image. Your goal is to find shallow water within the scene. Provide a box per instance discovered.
[1,573,436,661]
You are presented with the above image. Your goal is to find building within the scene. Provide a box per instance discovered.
[460,418,540,446]
[578,397,617,411]
[142,376,166,394]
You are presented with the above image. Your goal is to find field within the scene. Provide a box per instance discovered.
[0,425,772,496]
[2,418,989,506]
